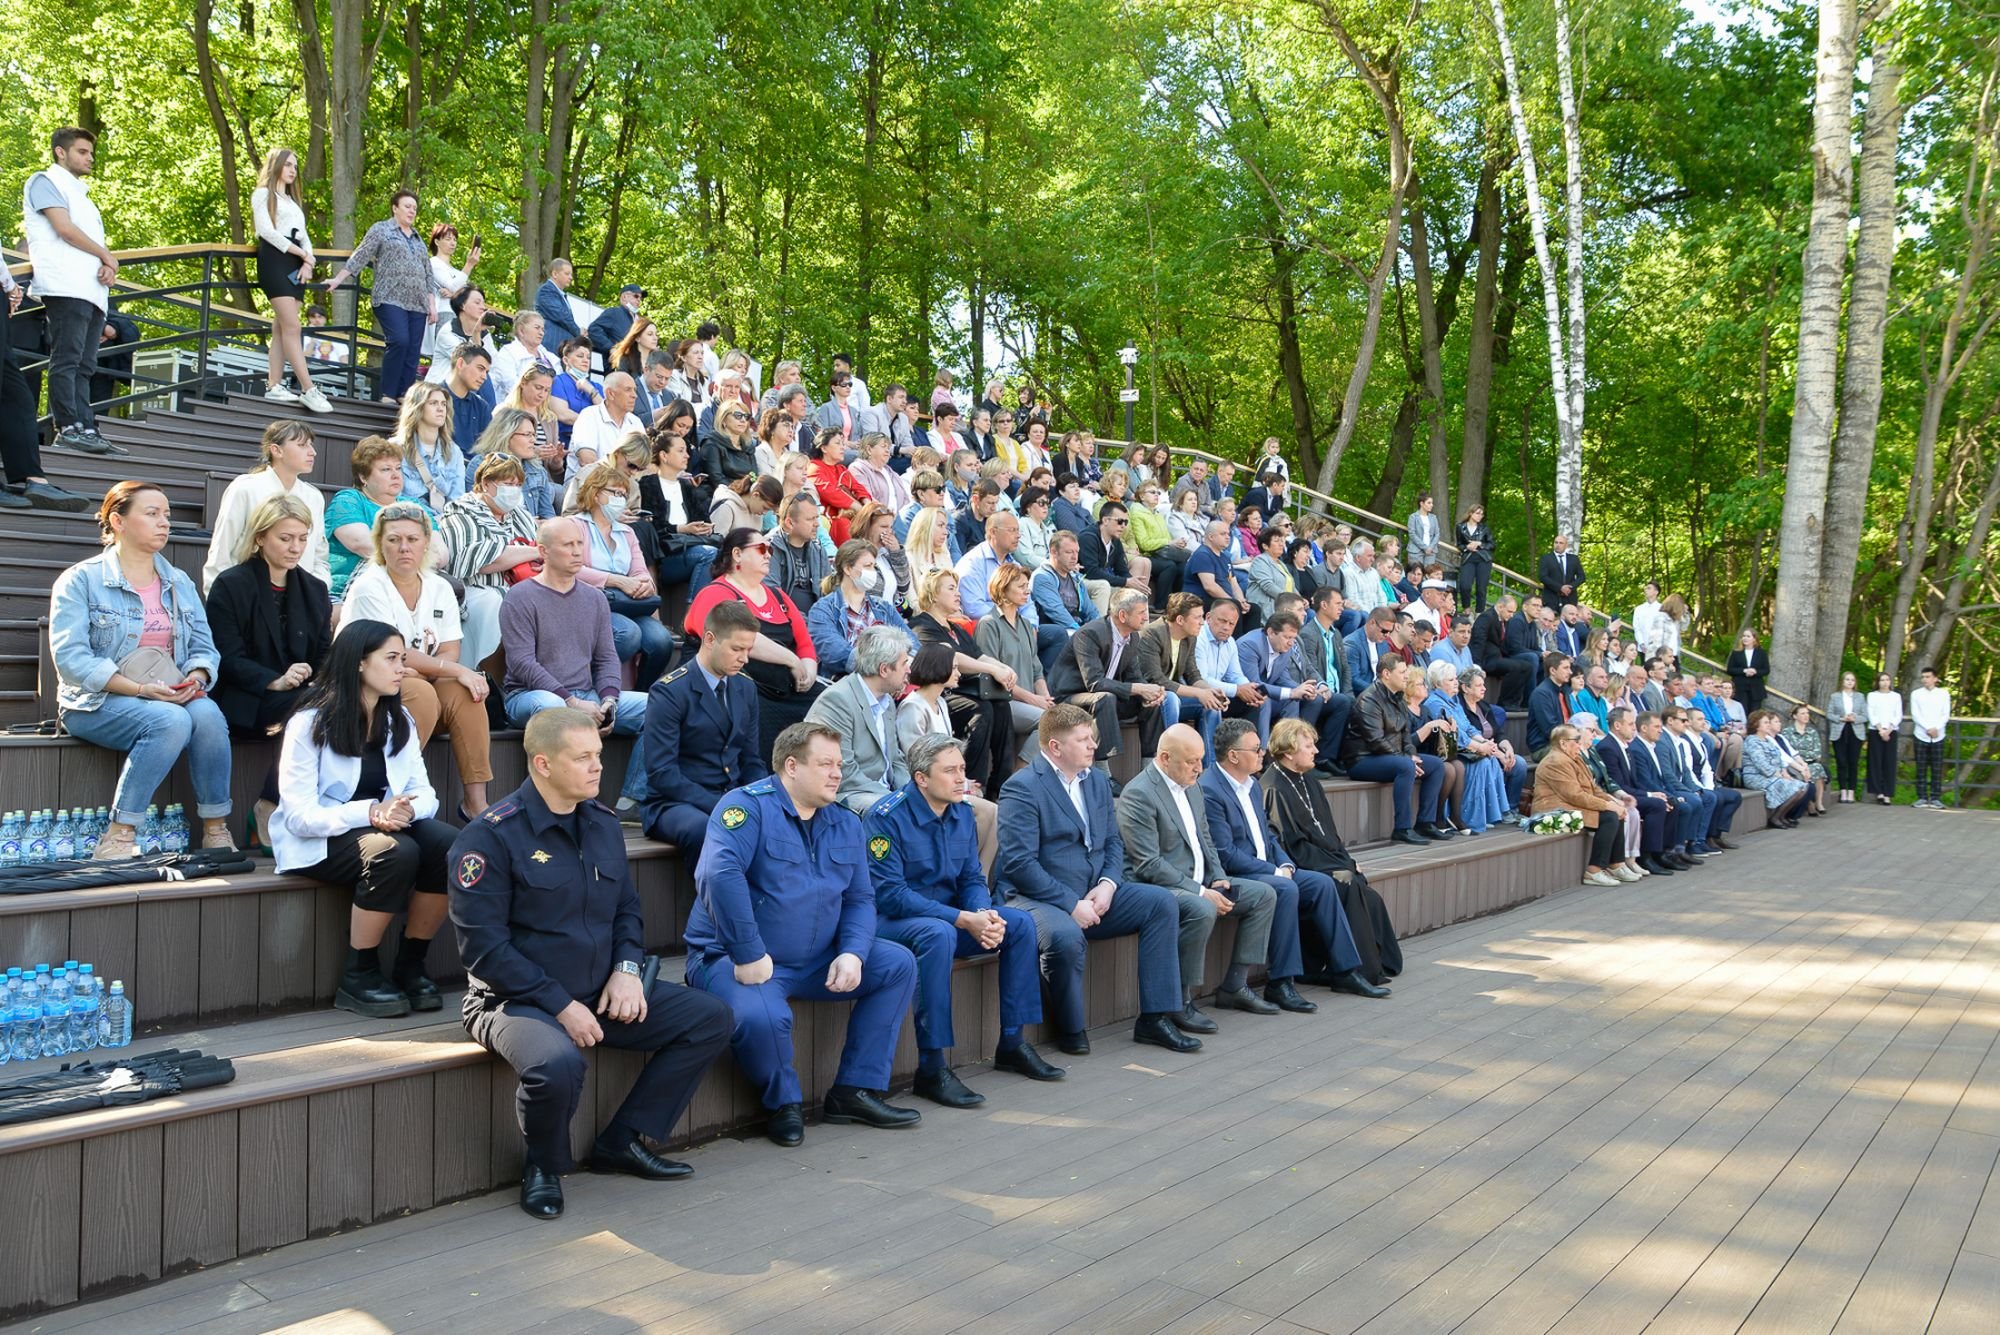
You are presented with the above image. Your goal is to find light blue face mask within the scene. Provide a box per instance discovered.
[602,495,629,522]
[493,484,525,512]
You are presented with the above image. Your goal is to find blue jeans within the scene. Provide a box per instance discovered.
[1346,752,1444,831]
[62,694,232,825]
[374,303,426,400]
[610,614,674,688]
[505,688,650,802]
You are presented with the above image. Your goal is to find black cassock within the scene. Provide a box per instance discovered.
[1261,765,1403,983]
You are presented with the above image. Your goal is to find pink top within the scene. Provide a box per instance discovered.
[133,576,173,650]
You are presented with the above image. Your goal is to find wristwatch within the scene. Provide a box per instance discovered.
[614,960,642,978]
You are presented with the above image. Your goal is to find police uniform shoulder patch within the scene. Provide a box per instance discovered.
[720,805,749,830]
[866,789,907,819]
[456,852,486,888]
[868,834,892,862]
[744,779,776,796]
[481,799,519,825]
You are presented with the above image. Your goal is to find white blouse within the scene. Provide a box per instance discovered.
[341,566,464,658]
[249,187,313,260]
[1865,689,1903,732]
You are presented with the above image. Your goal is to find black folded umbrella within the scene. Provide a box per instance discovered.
[0,1048,235,1126]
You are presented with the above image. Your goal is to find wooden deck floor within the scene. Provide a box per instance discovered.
[23,805,2000,1335]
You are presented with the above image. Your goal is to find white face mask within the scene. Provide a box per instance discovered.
[602,495,629,522]
[492,484,525,512]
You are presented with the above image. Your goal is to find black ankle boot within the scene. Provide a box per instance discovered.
[336,946,410,1018]
[394,936,443,1012]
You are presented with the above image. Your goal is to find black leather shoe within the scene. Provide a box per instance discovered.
[0,488,29,509]
[1666,852,1699,869]
[519,1164,564,1219]
[1133,1012,1202,1052]
[767,1103,805,1147]
[994,1041,1066,1081]
[1054,1031,1091,1056]
[1329,970,1391,999]
[334,967,410,1018]
[822,1085,922,1129]
[1640,856,1677,876]
[1171,1002,1219,1034]
[913,1067,986,1108]
[1264,979,1318,1013]
[1390,829,1428,846]
[1712,834,1738,850]
[394,967,443,1012]
[1212,986,1280,1015]
[19,481,92,512]
[590,1139,693,1180]
[1417,823,1456,840]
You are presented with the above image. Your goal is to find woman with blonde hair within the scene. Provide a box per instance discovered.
[471,406,555,519]
[250,147,331,412]
[203,417,329,592]
[391,380,462,510]
[906,505,956,584]
[338,501,496,817]
[209,492,334,741]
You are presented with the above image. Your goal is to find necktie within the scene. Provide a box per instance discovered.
[1107,634,1125,681]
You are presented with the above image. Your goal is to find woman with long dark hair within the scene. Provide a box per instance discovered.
[273,620,456,1018]
[1453,502,1494,613]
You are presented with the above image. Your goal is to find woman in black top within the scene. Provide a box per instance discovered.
[209,494,335,734]
[1726,630,1772,713]
[1261,717,1404,983]
[1454,503,1495,613]
[908,567,1019,799]
[639,425,717,588]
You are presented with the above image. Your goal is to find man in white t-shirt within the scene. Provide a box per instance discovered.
[22,127,121,454]
[567,371,646,468]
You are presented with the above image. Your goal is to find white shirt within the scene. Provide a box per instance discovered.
[1226,769,1269,863]
[568,403,645,465]
[202,469,330,593]
[340,566,463,657]
[272,706,437,872]
[250,187,313,262]
[1866,689,1904,732]
[1910,686,1952,739]
[490,339,558,400]
[1632,600,1664,654]
[1056,765,1091,846]
[1402,598,1442,632]
[1156,765,1205,884]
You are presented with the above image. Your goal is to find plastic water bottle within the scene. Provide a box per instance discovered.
[68,965,100,1053]
[24,810,51,864]
[0,975,14,1068]
[99,982,132,1049]
[40,968,71,1058]
[163,804,189,855]
[0,810,23,867]
[49,809,74,861]
[9,980,38,1063]
[138,806,162,855]
[83,807,106,857]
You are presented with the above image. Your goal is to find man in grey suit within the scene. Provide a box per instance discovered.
[805,626,911,814]
[1115,723,1280,1034]
[1046,589,1172,762]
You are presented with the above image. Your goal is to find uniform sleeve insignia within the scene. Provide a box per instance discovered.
[531,850,552,864]
[456,853,486,888]
[720,806,749,830]
[868,834,892,861]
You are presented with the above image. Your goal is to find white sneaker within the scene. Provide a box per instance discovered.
[1611,864,1643,882]
[299,387,334,414]
[1584,870,1621,887]
[264,383,302,403]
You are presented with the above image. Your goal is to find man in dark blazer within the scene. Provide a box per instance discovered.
[587,284,643,356]
[642,602,767,860]
[1237,609,1350,769]
[1116,724,1279,1033]
[1079,499,1152,596]
[1046,591,1171,761]
[1297,587,1348,697]
[1597,707,1670,872]
[995,704,1198,1055]
[1472,594,1538,707]
[1200,719,1387,1003]
[1554,602,1590,659]
[1538,534,1585,611]
[1630,712,1700,870]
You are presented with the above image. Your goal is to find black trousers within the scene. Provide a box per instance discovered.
[950,690,1014,799]
[294,819,457,913]
[1913,739,1945,802]
[466,982,732,1174]
[1866,730,1899,799]
[1588,819,1622,868]
[1831,729,1862,790]
[42,295,101,431]
[0,299,47,483]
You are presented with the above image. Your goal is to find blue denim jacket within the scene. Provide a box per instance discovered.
[49,548,220,714]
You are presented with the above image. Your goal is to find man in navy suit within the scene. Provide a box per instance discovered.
[1201,719,1388,1004]
[1344,606,1395,695]
[995,703,1198,1056]
[1554,603,1590,659]
[1646,709,1712,864]
[1472,593,1538,707]
[1598,707,1670,871]
[1237,606,1351,764]
[1629,712,1701,872]
[534,257,582,345]
[641,601,766,859]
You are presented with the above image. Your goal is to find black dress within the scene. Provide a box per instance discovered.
[1262,764,1403,982]
[909,610,1012,799]
[208,555,334,732]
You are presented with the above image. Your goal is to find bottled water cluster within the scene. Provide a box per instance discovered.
[1,962,133,1064]
[0,804,192,866]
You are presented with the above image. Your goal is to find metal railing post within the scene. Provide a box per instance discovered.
[194,251,213,394]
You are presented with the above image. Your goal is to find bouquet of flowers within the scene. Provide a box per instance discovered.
[1523,809,1585,835]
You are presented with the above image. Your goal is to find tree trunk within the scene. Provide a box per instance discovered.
[1811,39,1904,702]
[1407,173,1452,528]
[1369,390,1422,519]
[855,12,885,372]
[518,0,550,300]
[1768,0,1858,698]
[586,85,641,300]
[401,1,422,182]
[1915,436,2000,672]
[1270,236,1319,476]
[328,0,382,249]
[190,0,246,249]
[1458,142,1503,517]
[1553,0,1586,540]
[290,0,331,190]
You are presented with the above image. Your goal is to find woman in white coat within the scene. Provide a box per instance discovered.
[274,619,457,1019]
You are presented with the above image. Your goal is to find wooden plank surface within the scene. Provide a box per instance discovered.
[78,1127,163,1295]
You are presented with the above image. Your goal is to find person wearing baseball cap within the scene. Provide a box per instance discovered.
[588,282,648,356]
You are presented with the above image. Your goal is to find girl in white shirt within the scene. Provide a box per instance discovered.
[1864,672,1903,805]
[251,148,332,413]
[202,419,330,593]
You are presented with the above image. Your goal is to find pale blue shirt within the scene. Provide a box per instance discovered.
[1194,625,1249,698]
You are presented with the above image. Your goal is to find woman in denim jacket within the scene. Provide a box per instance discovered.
[48,482,235,859]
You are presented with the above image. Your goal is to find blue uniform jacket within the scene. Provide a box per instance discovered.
[1527,680,1567,753]
[686,779,875,967]
[448,780,642,1017]
[995,754,1127,913]
[1198,765,1294,878]
[643,663,766,820]
[863,783,989,923]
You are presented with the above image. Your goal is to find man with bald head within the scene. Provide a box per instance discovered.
[1116,723,1281,1034]
[569,369,646,469]
[501,516,653,810]
[1183,518,1249,612]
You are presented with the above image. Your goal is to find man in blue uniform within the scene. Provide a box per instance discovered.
[686,721,922,1147]
[642,599,765,857]
[865,734,1065,1109]
[450,707,734,1222]
[996,703,1200,1056]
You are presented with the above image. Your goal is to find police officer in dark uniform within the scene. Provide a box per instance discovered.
[642,598,766,856]
[451,706,733,1220]
[685,720,921,1147]
[864,734,1065,1109]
